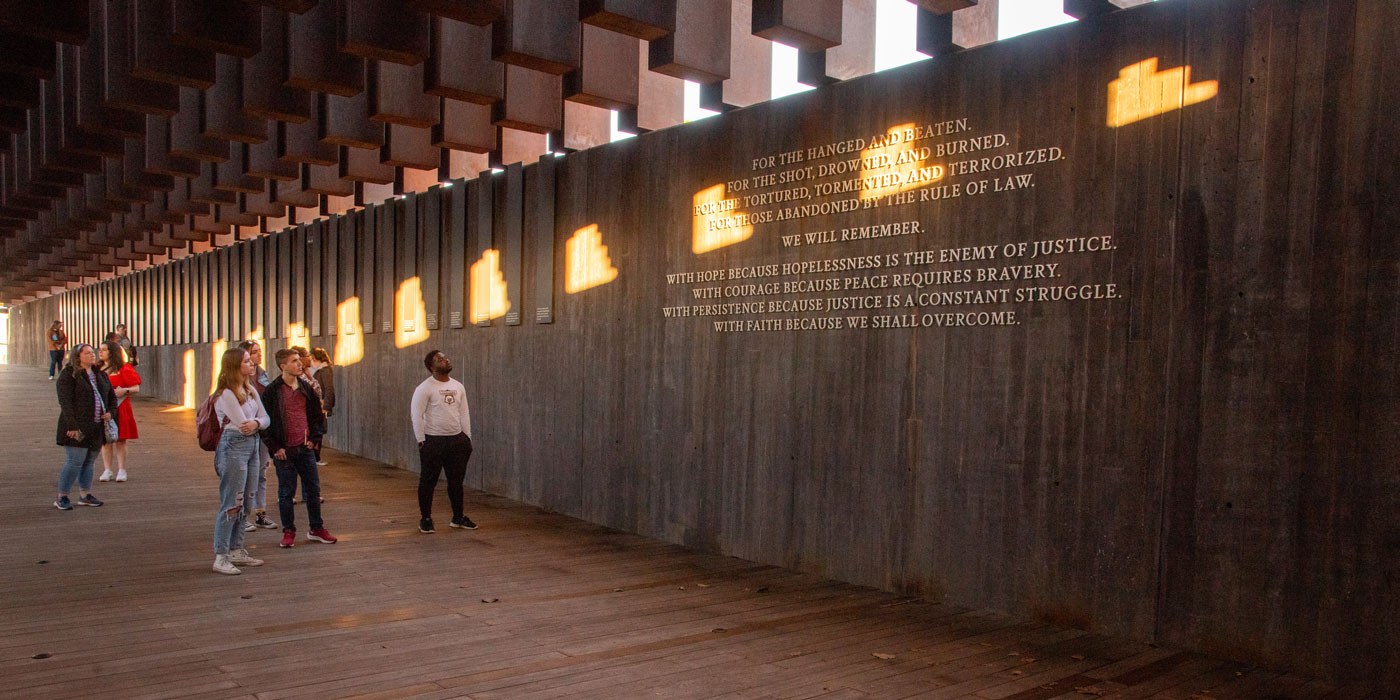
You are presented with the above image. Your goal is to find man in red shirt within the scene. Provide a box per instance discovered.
[260,348,336,548]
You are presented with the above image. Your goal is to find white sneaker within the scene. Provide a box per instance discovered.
[244,521,257,532]
[115,470,127,482]
[229,549,264,567]
[99,470,114,482]
[316,461,328,466]
[212,554,241,575]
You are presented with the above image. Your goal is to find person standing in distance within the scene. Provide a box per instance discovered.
[46,320,68,380]
[410,350,475,534]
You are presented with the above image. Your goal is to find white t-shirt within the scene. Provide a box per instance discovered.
[410,376,472,443]
[214,386,271,433]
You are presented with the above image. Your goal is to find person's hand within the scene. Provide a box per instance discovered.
[273,449,287,460]
[99,412,110,422]
[239,420,259,435]
[325,409,332,418]
[304,440,314,449]
[418,441,425,450]
[66,430,81,440]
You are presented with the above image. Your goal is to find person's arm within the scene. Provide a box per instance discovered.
[55,370,80,434]
[410,382,428,444]
[458,383,472,440]
[261,389,286,455]
[249,391,271,431]
[123,366,141,394]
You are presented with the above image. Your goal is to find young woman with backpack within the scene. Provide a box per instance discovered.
[209,347,271,575]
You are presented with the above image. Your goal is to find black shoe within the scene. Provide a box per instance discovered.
[450,515,477,530]
[419,518,435,534]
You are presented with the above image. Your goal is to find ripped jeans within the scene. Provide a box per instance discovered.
[213,429,262,555]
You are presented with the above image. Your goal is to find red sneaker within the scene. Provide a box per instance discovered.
[307,527,337,544]
[280,529,295,548]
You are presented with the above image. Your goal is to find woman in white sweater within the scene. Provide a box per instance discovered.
[211,347,272,575]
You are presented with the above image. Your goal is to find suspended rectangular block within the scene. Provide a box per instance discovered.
[565,24,640,110]
[243,187,288,218]
[579,0,675,40]
[75,21,144,137]
[492,0,580,75]
[204,55,269,144]
[216,202,260,227]
[434,98,495,152]
[273,176,320,208]
[369,60,440,127]
[286,0,364,96]
[170,0,261,57]
[425,16,503,104]
[339,144,397,184]
[908,0,977,12]
[338,0,431,66]
[247,136,300,181]
[132,0,216,89]
[215,147,266,193]
[322,87,384,148]
[190,162,238,205]
[0,0,89,44]
[382,125,440,169]
[166,178,210,216]
[280,103,340,165]
[170,87,230,161]
[102,0,179,115]
[492,65,562,134]
[0,29,58,79]
[144,116,201,177]
[751,0,843,51]
[648,0,730,83]
[244,8,313,123]
[407,0,501,24]
[305,162,356,196]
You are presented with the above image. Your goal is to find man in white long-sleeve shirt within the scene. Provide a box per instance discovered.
[410,349,475,534]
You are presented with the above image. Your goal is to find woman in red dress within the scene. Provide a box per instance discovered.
[98,341,141,482]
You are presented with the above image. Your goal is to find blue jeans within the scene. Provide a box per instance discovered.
[58,446,99,494]
[275,445,322,532]
[48,350,64,378]
[214,429,262,555]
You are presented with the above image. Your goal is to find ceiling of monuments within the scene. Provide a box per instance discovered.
[0,0,1118,303]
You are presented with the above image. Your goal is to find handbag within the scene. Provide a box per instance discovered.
[97,386,120,443]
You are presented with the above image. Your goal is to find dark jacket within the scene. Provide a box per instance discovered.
[313,365,335,415]
[55,365,117,449]
[260,375,326,454]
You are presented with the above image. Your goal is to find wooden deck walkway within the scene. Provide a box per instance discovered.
[0,364,1388,700]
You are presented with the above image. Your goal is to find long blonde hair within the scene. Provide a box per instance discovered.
[217,348,253,403]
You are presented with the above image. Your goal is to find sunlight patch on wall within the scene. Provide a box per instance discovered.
[208,339,227,395]
[395,277,430,348]
[285,322,309,352]
[860,123,944,201]
[692,184,752,254]
[565,225,619,294]
[1107,58,1218,127]
[470,250,510,323]
[182,349,197,409]
[334,298,364,366]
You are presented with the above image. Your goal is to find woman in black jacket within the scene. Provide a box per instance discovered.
[54,344,116,510]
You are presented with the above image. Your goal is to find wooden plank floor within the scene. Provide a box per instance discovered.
[0,364,1390,700]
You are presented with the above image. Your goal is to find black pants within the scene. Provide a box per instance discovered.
[275,445,323,531]
[418,433,472,519]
